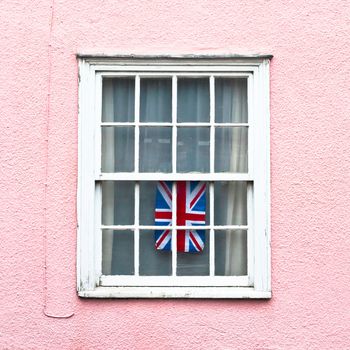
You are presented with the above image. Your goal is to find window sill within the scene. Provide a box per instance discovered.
[78,286,271,299]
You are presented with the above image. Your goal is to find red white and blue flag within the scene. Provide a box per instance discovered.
[154,181,206,252]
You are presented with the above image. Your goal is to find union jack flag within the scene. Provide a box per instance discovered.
[154,181,206,252]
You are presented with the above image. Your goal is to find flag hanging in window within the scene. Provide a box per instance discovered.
[154,181,206,252]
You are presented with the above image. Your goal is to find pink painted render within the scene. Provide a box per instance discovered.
[1,0,349,348]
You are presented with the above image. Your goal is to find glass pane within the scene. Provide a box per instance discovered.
[139,181,158,225]
[140,78,172,122]
[215,127,248,172]
[177,78,210,123]
[102,78,135,122]
[214,181,247,225]
[177,127,210,172]
[215,230,247,276]
[139,230,172,276]
[102,127,134,172]
[215,78,247,123]
[102,230,134,275]
[177,230,209,276]
[102,181,134,225]
[140,127,172,172]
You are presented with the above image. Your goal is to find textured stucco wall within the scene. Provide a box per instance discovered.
[1,0,350,349]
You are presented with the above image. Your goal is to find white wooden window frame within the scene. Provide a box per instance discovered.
[77,55,271,299]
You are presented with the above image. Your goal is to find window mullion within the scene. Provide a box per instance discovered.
[171,75,177,276]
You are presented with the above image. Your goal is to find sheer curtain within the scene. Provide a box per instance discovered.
[215,78,248,276]
[101,79,114,274]
[101,77,248,276]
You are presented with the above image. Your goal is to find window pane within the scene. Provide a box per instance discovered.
[140,127,172,172]
[102,127,134,172]
[214,181,247,225]
[215,78,247,123]
[177,78,210,123]
[177,127,210,172]
[177,230,209,276]
[140,78,172,122]
[215,127,248,172]
[215,230,247,276]
[102,230,134,275]
[139,181,158,225]
[102,181,134,225]
[139,230,172,276]
[102,78,135,122]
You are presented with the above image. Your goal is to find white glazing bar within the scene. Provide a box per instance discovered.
[134,76,140,276]
[171,76,177,276]
[98,173,253,181]
[209,75,215,174]
[101,225,248,230]
[101,122,249,127]
[209,182,215,276]
[172,76,177,174]
[134,75,140,172]
[171,182,177,277]
[134,183,140,276]
[209,76,215,276]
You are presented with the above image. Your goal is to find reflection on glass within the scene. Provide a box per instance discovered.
[139,231,172,276]
[102,127,134,172]
[215,230,247,276]
[102,182,134,225]
[177,127,210,172]
[102,230,134,275]
[177,230,209,276]
[177,78,210,123]
[140,127,172,172]
[215,78,247,123]
[140,78,172,122]
[215,127,248,172]
[214,182,247,226]
[102,78,135,122]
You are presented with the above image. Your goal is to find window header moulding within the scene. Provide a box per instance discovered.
[76,53,273,67]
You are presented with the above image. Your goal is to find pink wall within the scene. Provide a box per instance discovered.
[1,0,350,348]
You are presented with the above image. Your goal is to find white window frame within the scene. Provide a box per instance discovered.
[77,54,271,299]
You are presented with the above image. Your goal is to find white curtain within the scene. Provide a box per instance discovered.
[215,78,248,276]
[101,77,248,276]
